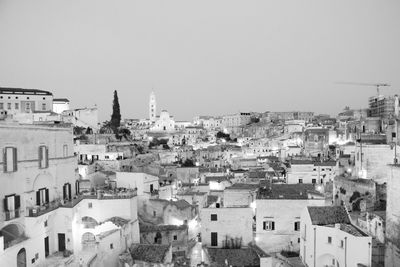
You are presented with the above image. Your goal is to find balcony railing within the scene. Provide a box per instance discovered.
[4,209,20,221]
[26,188,138,217]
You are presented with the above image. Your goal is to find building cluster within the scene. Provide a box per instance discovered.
[1,88,400,266]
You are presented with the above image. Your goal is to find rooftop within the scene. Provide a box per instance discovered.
[139,224,187,233]
[257,184,317,200]
[307,206,351,225]
[225,183,259,190]
[207,247,268,267]
[130,244,170,263]
[53,98,70,102]
[0,87,52,95]
[326,223,368,237]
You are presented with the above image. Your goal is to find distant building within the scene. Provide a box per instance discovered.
[300,206,372,267]
[0,87,53,115]
[120,243,173,266]
[61,107,99,131]
[222,112,251,128]
[150,110,175,132]
[52,98,70,114]
[368,94,398,119]
[149,92,157,122]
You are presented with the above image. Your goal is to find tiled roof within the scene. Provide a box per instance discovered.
[207,195,219,206]
[104,216,130,227]
[140,224,187,233]
[207,248,261,267]
[326,223,368,237]
[225,183,259,190]
[130,244,170,263]
[314,160,336,166]
[205,176,230,183]
[257,184,316,200]
[307,206,351,225]
[248,171,267,179]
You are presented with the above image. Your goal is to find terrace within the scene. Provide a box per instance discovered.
[26,188,137,217]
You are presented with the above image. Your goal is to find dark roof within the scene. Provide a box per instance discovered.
[205,176,230,183]
[314,160,337,166]
[53,98,70,102]
[257,184,316,200]
[307,206,351,225]
[0,87,52,95]
[225,183,259,190]
[140,224,187,233]
[291,159,314,165]
[207,248,261,267]
[207,195,219,206]
[325,223,368,237]
[130,244,170,263]
[103,216,130,227]
[248,171,267,179]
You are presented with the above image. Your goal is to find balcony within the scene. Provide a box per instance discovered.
[4,209,20,221]
[26,188,138,217]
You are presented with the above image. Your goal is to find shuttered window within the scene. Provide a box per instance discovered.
[263,221,275,231]
[38,146,49,169]
[3,147,17,172]
[36,188,49,206]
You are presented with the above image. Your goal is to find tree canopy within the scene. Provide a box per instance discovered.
[110,90,121,134]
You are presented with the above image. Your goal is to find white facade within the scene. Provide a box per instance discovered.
[0,123,140,267]
[150,110,175,132]
[116,172,159,196]
[52,98,70,114]
[0,88,53,116]
[61,107,99,131]
[288,161,337,185]
[255,187,325,252]
[200,207,253,248]
[300,206,372,267]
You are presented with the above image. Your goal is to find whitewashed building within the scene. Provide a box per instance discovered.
[300,206,372,267]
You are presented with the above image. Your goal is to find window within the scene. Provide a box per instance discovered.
[312,179,316,184]
[42,103,46,110]
[0,103,3,109]
[25,102,31,111]
[3,194,20,220]
[3,147,17,172]
[173,235,177,241]
[38,146,49,168]
[211,214,218,221]
[44,220,48,227]
[294,221,300,231]
[7,103,11,110]
[153,211,156,217]
[110,243,113,249]
[36,188,49,206]
[88,202,92,208]
[63,145,68,157]
[298,179,303,184]
[263,221,275,231]
[340,240,344,248]
[15,103,19,109]
[321,168,325,171]
[328,236,332,244]
[298,238,300,243]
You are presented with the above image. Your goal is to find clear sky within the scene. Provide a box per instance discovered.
[0,0,399,122]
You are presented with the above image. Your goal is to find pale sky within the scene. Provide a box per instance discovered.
[0,0,399,121]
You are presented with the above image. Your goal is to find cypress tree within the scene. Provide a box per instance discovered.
[110,90,121,134]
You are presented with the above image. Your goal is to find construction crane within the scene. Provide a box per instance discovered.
[335,82,391,96]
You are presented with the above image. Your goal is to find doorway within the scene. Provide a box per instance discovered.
[58,233,66,252]
[44,236,49,257]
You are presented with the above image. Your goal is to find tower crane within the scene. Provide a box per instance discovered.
[335,82,390,96]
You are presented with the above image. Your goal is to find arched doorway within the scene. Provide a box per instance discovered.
[82,232,96,251]
[81,216,98,229]
[17,248,26,267]
[154,232,162,244]
[1,223,25,250]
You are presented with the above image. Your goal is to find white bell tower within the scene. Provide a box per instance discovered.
[149,92,157,122]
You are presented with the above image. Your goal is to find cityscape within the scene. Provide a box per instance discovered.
[0,88,399,267]
[1,1,400,267]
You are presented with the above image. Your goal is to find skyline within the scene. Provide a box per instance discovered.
[0,0,399,121]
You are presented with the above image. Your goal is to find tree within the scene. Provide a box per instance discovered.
[110,90,121,134]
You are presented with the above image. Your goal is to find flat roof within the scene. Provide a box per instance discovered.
[0,87,52,95]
